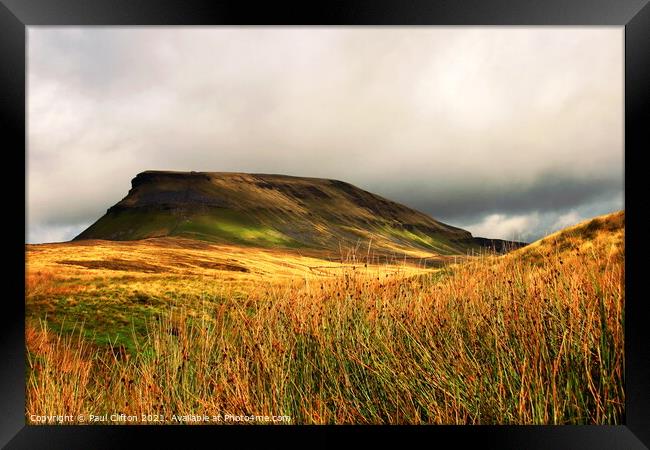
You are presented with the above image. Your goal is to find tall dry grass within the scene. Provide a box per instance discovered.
[26,237,624,425]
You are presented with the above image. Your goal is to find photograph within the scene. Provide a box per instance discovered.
[25,26,624,426]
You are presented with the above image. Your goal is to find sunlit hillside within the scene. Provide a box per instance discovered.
[25,211,624,424]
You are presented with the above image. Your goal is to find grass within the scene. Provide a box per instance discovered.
[79,209,179,240]
[25,211,624,425]
[382,224,475,255]
[81,207,305,249]
[26,238,428,354]
[173,212,301,248]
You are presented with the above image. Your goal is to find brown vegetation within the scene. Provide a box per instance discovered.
[25,212,624,424]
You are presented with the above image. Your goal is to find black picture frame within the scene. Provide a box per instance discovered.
[2,1,648,448]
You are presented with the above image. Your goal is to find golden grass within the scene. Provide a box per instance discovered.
[25,213,624,424]
[26,237,433,296]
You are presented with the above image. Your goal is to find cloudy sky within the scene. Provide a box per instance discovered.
[27,27,623,244]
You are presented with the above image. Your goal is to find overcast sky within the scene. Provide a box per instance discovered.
[27,27,623,244]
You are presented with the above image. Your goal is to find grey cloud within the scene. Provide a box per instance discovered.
[377,170,623,225]
[27,222,93,244]
[27,27,623,244]
[455,194,624,243]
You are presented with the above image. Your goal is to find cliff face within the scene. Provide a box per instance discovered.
[75,171,524,255]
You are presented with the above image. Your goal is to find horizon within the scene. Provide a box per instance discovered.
[25,169,622,246]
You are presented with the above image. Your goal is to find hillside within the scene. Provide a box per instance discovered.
[511,210,624,263]
[26,209,624,425]
[74,171,524,256]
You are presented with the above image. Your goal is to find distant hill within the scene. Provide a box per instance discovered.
[74,171,525,256]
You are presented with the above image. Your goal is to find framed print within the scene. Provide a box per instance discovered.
[2,0,649,448]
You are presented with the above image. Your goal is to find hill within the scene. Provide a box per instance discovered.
[74,171,525,256]
[511,210,624,264]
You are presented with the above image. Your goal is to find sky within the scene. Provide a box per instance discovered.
[27,27,624,244]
